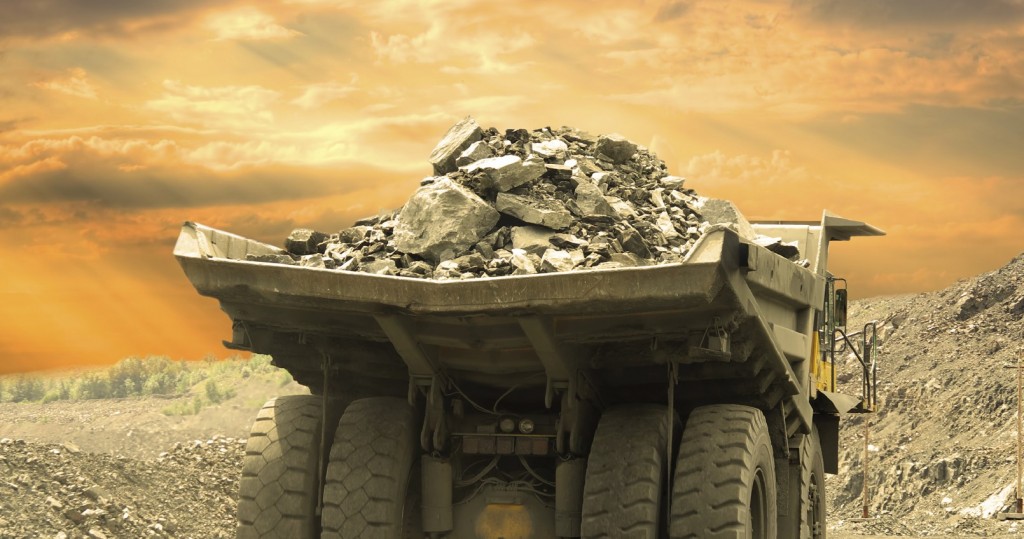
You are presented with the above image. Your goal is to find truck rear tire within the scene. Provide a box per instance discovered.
[670,404,777,539]
[238,395,328,539]
[320,397,419,539]
[803,427,826,539]
[581,404,675,539]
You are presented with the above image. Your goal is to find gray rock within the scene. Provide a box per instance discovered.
[473,240,495,259]
[550,233,588,249]
[541,249,576,272]
[617,225,653,259]
[452,252,486,272]
[394,178,500,262]
[655,212,681,240]
[531,139,568,159]
[753,236,800,260]
[595,133,637,164]
[430,116,483,174]
[606,196,637,219]
[650,188,666,209]
[609,252,646,266]
[576,158,602,176]
[511,226,556,256]
[300,254,327,268]
[462,154,546,192]
[510,249,538,274]
[660,175,685,190]
[433,260,462,279]
[406,261,434,276]
[455,140,494,167]
[544,164,573,180]
[694,197,757,240]
[574,179,617,218]
[361,259,397,275]
[285,228,328,255]
[338,226,370,244]
[495,192,573,230]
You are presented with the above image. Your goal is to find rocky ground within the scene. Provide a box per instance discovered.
[0,436,240,538]
[0,373,307,538]
[827,253,1024,537]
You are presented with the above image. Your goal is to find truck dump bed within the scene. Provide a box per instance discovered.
[175,221,821,430]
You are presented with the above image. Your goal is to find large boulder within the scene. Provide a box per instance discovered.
[461,155,546,192]
[430,117,483,175]
[694,197,757,241]
[511,225,556,256]
[595,133,637,164]
[495,192,573,230]
[285,228,328,255]
[394,178,500,262]
[574,179,617,218]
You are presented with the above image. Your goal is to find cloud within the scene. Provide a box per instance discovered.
[605,2,1024,116]
[31,68,98,99]
[0,154,403,209]
[291,79,357,109]
[792,0,1024,28]
[0,206,24,226]
[0,0,235,40]
[370,19,535,73]
[654,1,690,22]
[145,81,281,129]
[207,8,302,41]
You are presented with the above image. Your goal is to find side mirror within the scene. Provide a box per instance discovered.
[834,288,848,327]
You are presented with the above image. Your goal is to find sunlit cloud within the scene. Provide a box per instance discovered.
[369,19,535,73]
[291,78,358,109]
[207,8,302,41]
[144,81,281,129]
[31,68,98,99]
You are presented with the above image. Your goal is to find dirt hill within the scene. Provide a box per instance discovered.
[828,252,1024,536]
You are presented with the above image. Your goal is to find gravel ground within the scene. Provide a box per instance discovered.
[0,436,240,538]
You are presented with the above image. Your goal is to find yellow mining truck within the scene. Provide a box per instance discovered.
[174,211,882,539]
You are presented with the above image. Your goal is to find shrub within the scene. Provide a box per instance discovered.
[9,376,45,402]
[73,373,110,400]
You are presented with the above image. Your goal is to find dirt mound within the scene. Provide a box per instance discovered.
[828,253,1024,536]
[0,436,240,538]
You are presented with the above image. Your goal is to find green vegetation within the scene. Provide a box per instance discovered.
[0,354,289,416]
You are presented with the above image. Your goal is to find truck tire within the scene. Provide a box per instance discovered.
[670,404,777,539]
[238,395,328,539]
[320,397,418,539]
[802,427,826,539]
[581,404,675,539]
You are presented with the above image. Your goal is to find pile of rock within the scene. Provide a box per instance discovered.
[253,118,793,279]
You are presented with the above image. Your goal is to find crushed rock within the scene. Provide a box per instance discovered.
[252,117,801,279]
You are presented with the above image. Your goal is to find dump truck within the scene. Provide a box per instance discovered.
[174,211,883,539]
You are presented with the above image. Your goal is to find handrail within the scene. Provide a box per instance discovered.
[831,321,879,411]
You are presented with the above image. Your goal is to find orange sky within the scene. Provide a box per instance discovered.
[2,0,1023,373]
